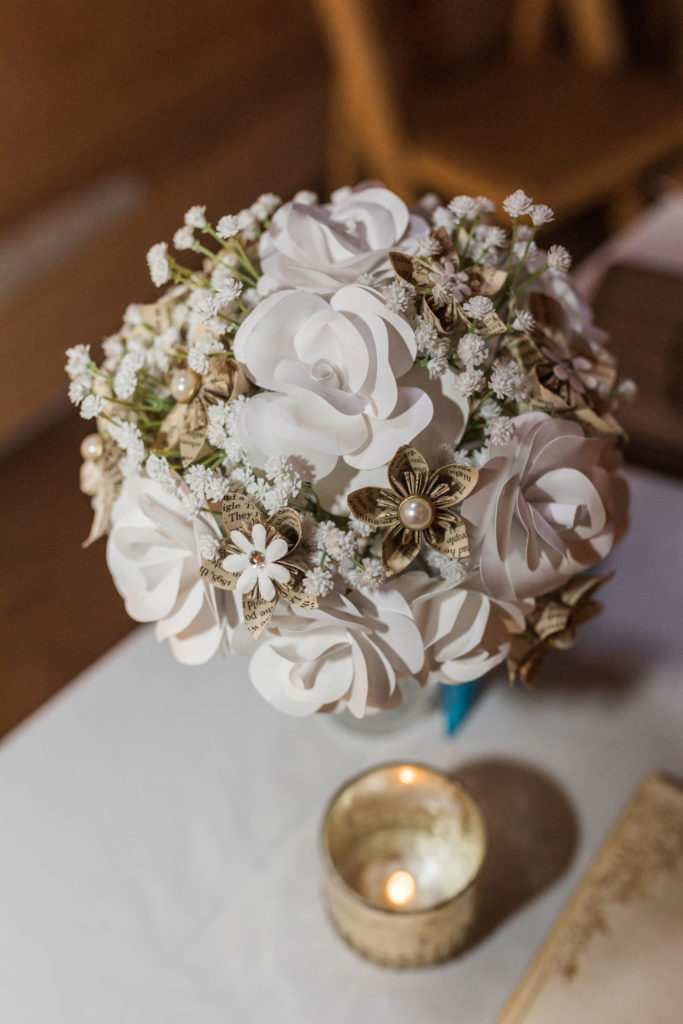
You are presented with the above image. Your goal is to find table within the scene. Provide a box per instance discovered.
[1,466,682,1024]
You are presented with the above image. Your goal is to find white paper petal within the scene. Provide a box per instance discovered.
[269,564,291,587]
[345,386,433,470]
[399,571,527,685]
[230,531,252,553]
[106,476,232,664]
[266,537,288,562]
[236,567,258,594]
[222,552,250,572]
[251,522,266,550]
[258,183,426,293]
[246,588,424,717]
[462,412,627,600]
[233,272,437,485]
[257,573,275,602]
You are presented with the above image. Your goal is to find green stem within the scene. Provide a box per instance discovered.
[507,225,539,291]
[505,219,519,271]
[231,238,260,282]
[514,263,550,294]
[459,215,481,262]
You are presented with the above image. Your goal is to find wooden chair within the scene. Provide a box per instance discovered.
[312,0,683,226]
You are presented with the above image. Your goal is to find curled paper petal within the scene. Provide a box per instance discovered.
[280,583,318,610]
[222,493,263,534]
[465,266,508,297]
[506,573,613,685]
[388,445,429,494]
[425,518,470,560]
[233,285,432,481]
[382,526,421,577]
[347,487,387,526]
[432,463,478,504]
[397,571,526,685]
[243,594,277,638]
[199,561,239,590]
[266,507,302,552]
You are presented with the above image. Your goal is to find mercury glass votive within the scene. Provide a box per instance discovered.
[321,762,486,967]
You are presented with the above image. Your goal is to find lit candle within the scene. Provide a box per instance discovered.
[321,762,486,967]
[385,870,416,907]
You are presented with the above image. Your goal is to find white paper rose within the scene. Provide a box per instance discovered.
[398,571,527,683]
[258,181,427,292]
[247,587,425,717]
[234,284,433,480]
[461,412,628,601]
[107,477,241,664]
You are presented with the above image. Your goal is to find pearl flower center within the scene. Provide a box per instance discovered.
[398,495,434,531]
[80,433,103,461]
[169,369,200,403]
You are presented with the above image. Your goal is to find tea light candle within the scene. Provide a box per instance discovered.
[320,762,486,967]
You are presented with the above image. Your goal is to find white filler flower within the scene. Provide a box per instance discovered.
[223,522,291,601]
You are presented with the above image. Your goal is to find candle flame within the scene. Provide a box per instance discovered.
[398,766,417,784]
[385,870,416,907]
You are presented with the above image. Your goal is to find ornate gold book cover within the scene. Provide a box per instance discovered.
[497,774,683,1024]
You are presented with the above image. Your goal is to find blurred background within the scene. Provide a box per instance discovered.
[2,0,683,736]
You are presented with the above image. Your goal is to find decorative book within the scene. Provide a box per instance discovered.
[497,774,683,1024]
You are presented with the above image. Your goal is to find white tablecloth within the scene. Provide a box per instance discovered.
[1,466,682,1024]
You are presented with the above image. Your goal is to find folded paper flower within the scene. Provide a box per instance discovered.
[348,445,478,575]
[155,355,248,467]
[389,229,508,335]
[200,493,316,639]
[79,435,123,547]
[503,293,623,437]
[506,572,612,685]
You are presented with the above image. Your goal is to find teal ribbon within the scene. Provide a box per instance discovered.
[439,679,482,735]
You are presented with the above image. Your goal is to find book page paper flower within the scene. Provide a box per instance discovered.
[348,445,478,576]
[505,294,623,437]
[200,494,316,638]
[389,228,507,335]
[79,435,123,547]
[507,572,612,685]
[155,355,248,467]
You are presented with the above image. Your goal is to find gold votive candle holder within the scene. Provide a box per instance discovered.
[320,762,486,968]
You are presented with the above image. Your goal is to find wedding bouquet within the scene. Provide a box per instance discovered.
[67,183,632,717]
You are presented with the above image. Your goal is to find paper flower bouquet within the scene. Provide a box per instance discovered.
[67,183,631,717]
